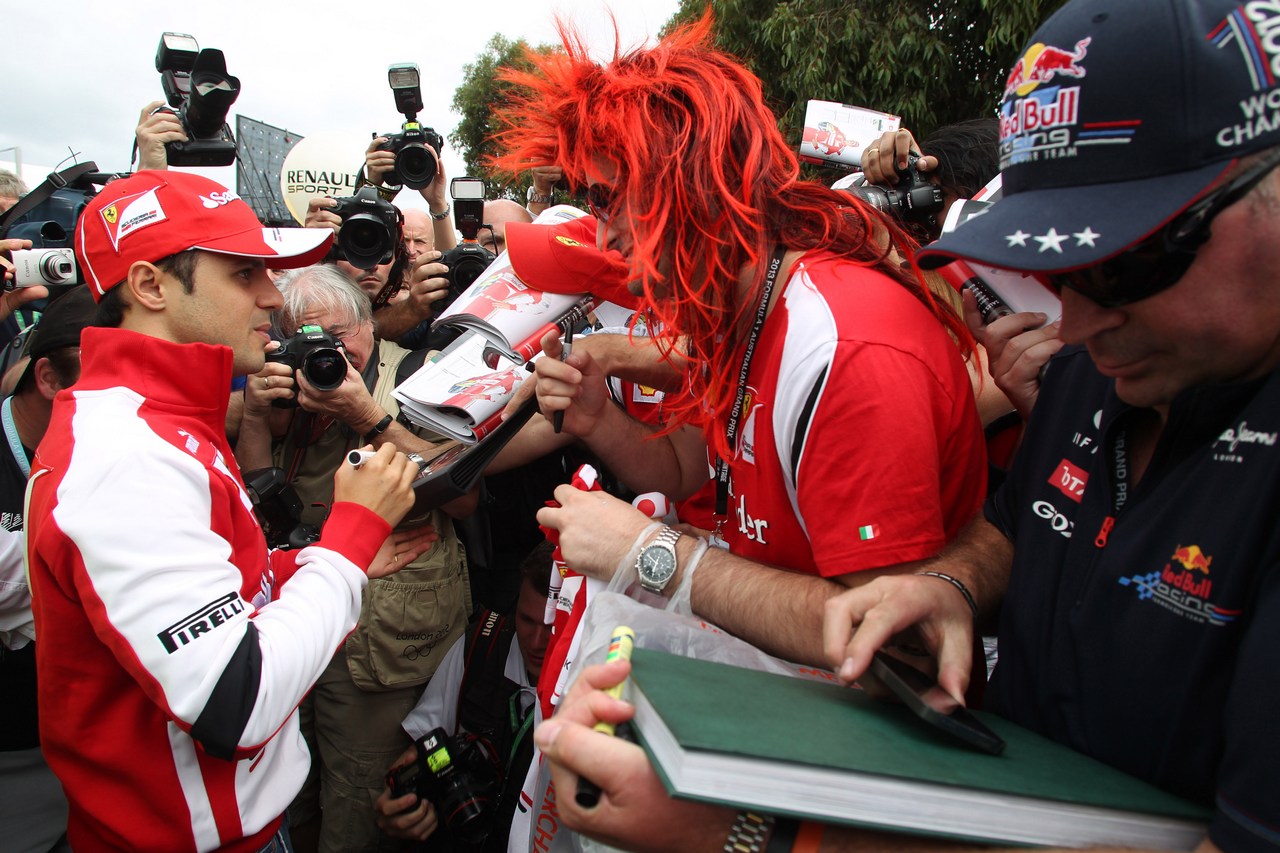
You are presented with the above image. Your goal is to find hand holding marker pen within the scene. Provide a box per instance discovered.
[347,448,429,472]
[552,324,573,435]
[574,625,636,808]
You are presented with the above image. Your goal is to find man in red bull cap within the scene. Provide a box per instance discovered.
[531,1,1280,852]
[24,170,438,853]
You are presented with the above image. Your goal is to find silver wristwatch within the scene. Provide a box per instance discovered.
[526,185,554,205]
[636,526,681,594]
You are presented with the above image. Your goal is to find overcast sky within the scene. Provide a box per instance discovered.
[2,0,679,211]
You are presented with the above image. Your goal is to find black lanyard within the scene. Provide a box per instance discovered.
[1095,424,1131,548]
[713,246,789,532]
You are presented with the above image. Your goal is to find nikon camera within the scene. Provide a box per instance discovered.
[378,63,445,190]
[387,727,500,846]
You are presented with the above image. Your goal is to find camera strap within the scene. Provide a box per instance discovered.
[0,163,101,231]
[712,245,788,540]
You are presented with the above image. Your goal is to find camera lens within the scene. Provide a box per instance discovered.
[339,214,393,270]
[38,252,76,286]
[848,184,895,216]
[450,255,489,293]
[396,143,438,190]
[302,347,348,391]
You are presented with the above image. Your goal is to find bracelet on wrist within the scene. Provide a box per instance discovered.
[916,570,979,621]
[723,811,775,853]
[430,204,451,221]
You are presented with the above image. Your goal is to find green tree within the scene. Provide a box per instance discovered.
[450,34,556,199]
[450,1,1065,188]
[663,0,1069,149]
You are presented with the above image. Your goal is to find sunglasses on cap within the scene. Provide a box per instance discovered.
[586,184,615,223]
[1046,148,1280,308]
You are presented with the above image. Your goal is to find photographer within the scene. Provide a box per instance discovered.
[0,286,94,853]
[374,542,553,853]
[362,136,457,255]
[858,119,999,240]
[133,100,189,171]
[304,195,454,346]
[236,264,476,853]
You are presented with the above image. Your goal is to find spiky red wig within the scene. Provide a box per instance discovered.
[493,13,971,461]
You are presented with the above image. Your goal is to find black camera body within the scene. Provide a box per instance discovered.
[242,467,321,550]
[378,62,443,191]
[265,324,348,407]
[848,154,945,226]
[387,728,500,846]
[378,123,445,191]
[155,33,240,168]
[330,187,402,270]
[438,177,497,309]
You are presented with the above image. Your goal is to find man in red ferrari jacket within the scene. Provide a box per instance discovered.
[25,170,435,853]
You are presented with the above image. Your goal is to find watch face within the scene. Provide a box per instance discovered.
[640,545,677,584]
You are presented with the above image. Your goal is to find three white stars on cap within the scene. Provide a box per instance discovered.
[1006,227,1101,252]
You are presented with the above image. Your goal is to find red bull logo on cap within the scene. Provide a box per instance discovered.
[1004,38,1091,99]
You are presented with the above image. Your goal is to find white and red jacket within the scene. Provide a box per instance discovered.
[26,327,389,853]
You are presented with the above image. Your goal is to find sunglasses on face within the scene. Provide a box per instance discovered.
[586,184,615,223]
[1046,149,1280,308]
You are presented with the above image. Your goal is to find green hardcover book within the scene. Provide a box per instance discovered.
[627,648,1210,850]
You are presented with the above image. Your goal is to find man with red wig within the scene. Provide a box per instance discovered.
[493,16,987,668]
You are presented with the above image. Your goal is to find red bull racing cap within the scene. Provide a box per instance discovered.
[917,0,1280,273]
[75,170,333,301]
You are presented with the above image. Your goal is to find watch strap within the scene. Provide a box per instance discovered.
[363,413,394,443]
[723,811,775,853]
[636,526,681,592]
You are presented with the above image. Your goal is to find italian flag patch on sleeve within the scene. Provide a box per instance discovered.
[858,524,879,541]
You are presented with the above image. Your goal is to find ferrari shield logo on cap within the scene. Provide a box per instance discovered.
[100,188,169,252]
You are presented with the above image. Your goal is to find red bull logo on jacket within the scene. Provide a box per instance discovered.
[1117,544,1240,627]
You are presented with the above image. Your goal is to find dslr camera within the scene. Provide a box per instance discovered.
[846,153,944,227]
[154,33,240,168]
[265,324,348,407]
[242,467,321,550]
[330,187,402,270]
[438,177,497,309]
[387,727,500,846]
[377,63,445,191]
